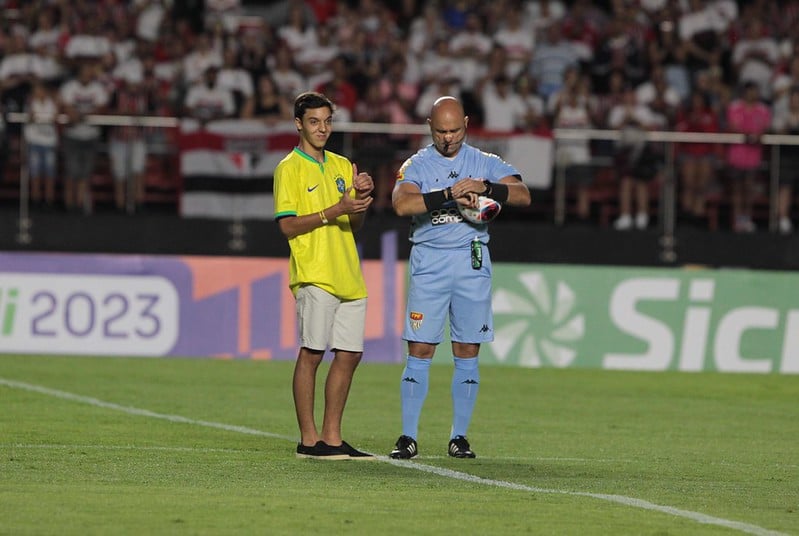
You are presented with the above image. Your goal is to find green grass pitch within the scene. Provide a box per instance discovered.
[1,354,797,535]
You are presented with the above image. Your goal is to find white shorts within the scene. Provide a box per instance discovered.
[296,285,367,353]
[110,139,146,181]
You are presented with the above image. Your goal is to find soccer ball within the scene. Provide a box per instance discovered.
[457,196,502,224]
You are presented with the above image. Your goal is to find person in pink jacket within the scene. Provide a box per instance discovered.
[725,81,772,232]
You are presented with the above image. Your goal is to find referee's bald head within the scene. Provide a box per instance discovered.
[430,96,464,121]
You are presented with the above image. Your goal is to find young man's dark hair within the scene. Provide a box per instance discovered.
[293,91,334,120]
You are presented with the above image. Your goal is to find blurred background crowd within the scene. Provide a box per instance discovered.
[1,0,798,233]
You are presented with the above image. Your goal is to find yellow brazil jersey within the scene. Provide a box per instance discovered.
[273,147,367,300]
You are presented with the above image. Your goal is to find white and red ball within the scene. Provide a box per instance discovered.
[458,195,502,224]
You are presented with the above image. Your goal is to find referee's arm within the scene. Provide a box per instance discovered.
[392,182,428,217]
[393,182,463,216]
[498,174,532,207]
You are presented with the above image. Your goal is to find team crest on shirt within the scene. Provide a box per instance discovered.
[409,311,424,331]
[335,175,346,193]
[396,158,412,182]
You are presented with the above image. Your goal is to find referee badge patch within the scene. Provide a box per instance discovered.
[409,311,424,331]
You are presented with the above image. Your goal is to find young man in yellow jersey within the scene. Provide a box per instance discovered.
[273,92,375,459]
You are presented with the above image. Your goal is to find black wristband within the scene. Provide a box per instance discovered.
[484,181,509,203]
[422,190,447,211]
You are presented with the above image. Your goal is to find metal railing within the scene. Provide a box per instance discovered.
[553,128,799,262]
[7,112,180,244]
[8,114,799,262]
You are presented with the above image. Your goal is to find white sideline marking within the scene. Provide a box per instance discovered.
[382,458,788,536]
[0,377,788,536]
[3,444,243,454]
[0,377,294,442]
[421,455,634,463]
[421,456,798,469]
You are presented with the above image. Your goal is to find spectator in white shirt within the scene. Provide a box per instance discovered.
[64,18,112,64]
[217,46,255,117]
[415,74,461,120]
[608,87,666,230]
[205,0,243,35]
[294,23,340,89]
[479,74,527,132]
[493,11,536,79]
[135,0,167,43]
[407,4,447,59]
[525,0,567,32]
[679,0,725,77]
[28,8,62,55]
[419,38,459,86]
[449,12,493,92]
[732,18,780,101]
[31,42,65,85]
[183,65,236,124]
[277,2,318,54]
[269,44,307,101]
[182,32,224,86]
[515,72,546,131]
[24,79,60,209]
[772,55,799,117]
[59,63,111,212]
[0,33,35,119]
[553,86,594,221]
[635,65,681,110]
[113,40,146,87]
[547,64,582,116]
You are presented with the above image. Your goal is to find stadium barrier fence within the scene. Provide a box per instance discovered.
[8,113,799,261]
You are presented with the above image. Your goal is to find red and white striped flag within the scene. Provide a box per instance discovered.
[179,119,296,219]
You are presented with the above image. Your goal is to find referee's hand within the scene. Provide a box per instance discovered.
[450,177,486,199]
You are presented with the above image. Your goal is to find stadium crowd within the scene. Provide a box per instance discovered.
[1,0,799,232]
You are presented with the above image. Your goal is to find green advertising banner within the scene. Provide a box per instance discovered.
[480,264,799,374]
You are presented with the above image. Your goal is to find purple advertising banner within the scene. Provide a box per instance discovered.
[0,235,405,362]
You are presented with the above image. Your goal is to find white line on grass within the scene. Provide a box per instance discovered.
[421,456,798,468]
[0,377,294,442]
[382,458,788,536]
[2,444,244,454]
[0,377,788,536]
[420,455,635,463]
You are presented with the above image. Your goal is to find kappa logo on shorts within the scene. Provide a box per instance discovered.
[409,311,424,331]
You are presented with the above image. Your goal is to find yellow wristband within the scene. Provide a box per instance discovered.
[319,210,328,225]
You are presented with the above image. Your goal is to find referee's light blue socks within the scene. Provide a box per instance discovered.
[400,355,431,440]
[451,356,480,439]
